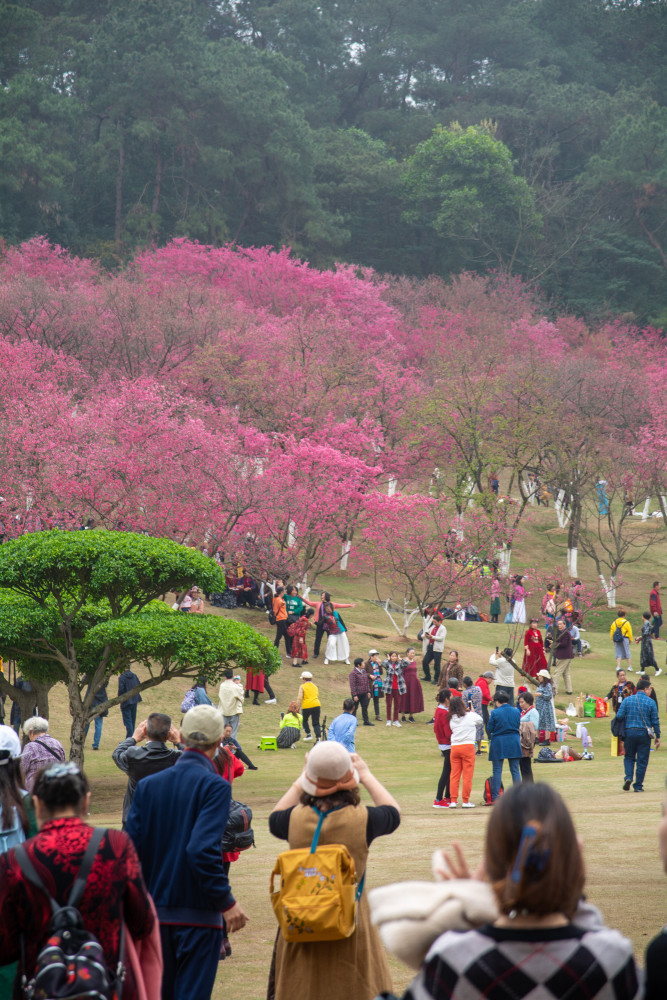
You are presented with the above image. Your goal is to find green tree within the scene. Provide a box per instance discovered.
[0,531,279,764]
[401,122,541,275]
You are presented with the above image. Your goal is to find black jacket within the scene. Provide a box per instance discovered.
[112,737,182,824]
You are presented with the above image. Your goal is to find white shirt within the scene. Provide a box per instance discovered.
[490,653,514,688]
[450,711,483,745]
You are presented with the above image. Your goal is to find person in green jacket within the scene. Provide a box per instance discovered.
[277,702,303,749]
[284,585,304,619]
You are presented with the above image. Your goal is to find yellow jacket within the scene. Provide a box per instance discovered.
[298,681,320,710]
[610,618,633,642]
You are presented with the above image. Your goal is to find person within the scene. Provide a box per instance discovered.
[222,723,257,771]
[486,690,521,803]
[489,647,515,704]
[475,670,494,735]
[85,681,108,750]
[382,652,407,727]
[638,611,661,676]
[489,574,501,623]
[422,613,447,684]
[438,649,464,690]
[296,670,322,742]
[399,783,640,1000]
[19,716,66,793]
[218,669,245,738]
[327,699,358,752]
[289,607,315,668]
[321,601,351,665]
[616,677,661,792]
[112,713,183,826]
[350,658,374,726]
[534,669,557,744]
[447,696,483,809]
[273,585,292,657]
[0,761,157,1000]
[650,580,662,639]
[568,619,582,656]
[610,610,633,672]
[518,691,538,783]
[522,619,547,678]
[303,591,355,660]
[645,777,667,998]
[550,617,574,695]
[126,705,248,1000]
[365,650,384,721]
[433,689,452,808]
[284,584,304,621]
[606,670,635,713]
[511,574,527,624]
[117,666,143,737]
[187,677,212,707]
[267,742,400,1000]
[244,665,276,706]
[400,646,424,723]
[277,702,303,749]
[462,676,484,750]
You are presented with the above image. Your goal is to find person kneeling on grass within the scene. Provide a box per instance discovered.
[448,696,483,809]
[327,699,358,753]
[277,702,303,750]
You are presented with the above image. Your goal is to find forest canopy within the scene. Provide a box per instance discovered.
[1,0,666,322]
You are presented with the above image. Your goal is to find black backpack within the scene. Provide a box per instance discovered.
[222,799,255,853]
[14,827,124,1000]
[612,622,625,643]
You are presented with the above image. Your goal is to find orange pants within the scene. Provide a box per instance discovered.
[449,744,476,804]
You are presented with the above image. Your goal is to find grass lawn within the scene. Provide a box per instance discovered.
[39,571,667,1000]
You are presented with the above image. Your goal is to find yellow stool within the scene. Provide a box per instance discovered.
[479,739,489,753]
[259,736,278,751]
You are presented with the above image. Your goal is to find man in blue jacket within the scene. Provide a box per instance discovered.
[126,704,248,1000]
[486,690,522,803]
[616,677,661,792]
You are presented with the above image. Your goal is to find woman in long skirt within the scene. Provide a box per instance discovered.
[512,575,527,625]
[522,618,547,678]
[637,612,661,676]
[400,646,424,722]
[322,603,351,664]
[277,702,303,748]
[535,668,556,743]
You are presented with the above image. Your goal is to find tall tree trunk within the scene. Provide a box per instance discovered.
[567,493,582,577]
[114,132,125,255]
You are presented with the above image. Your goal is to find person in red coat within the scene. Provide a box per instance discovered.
[474,670,494,736]
[522,618,548,678]
[0,762,155,1000]
[433,688,453,808]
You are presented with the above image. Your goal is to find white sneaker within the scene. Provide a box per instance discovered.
[626,666,634,672]
[344,659,350,665]
[448,802,457,808]
[265,698,277,704]
[392,720,402,727]
[303,734,313,741]
[324,659,329,665]
[462,802,476,809]
[656,669,663,677]
[386,721,392,727]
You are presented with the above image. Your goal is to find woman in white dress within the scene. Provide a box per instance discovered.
[322,601,351,664]
[511,575,527,625]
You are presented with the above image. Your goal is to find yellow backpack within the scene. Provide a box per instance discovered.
[270,806,365,942]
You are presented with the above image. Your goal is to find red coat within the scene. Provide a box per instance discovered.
[434,705,452,745]
[475,676,492,705]
[245,667,264,693]
[0,818,153,999]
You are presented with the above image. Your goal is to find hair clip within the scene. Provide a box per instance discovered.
[42,762,81,780]
[511,823,539,883]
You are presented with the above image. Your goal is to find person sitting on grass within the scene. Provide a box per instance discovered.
[277,702,303,750]
[327,699,358,753]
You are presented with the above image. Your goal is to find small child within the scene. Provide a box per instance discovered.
[369,655,384,721]
[637,611,661,677]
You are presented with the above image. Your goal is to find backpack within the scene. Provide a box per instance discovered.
[270,806,364,943]
[180,687,197,713]
[536,746,560,763]
[222,799,255,853]
[612,622,625,644]
[482,777,503,804]
[14,827,123,1000]
[267,608,277,626]
[0,807,25,855]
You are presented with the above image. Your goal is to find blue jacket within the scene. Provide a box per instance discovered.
[327,713,357,752]
[487,704,522,760]
[118,669,142,706]
[125,749,234,926]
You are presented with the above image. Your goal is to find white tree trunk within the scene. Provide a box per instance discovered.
[554,490,572,529]
[599,572,616,608]
[497,544,512,576]
[340,539,351,571]
[388,478,397,496]
[640,498,650,521]
[288,520,296,547]
[567,546,578,577]
[523,475,536,505]
[466,477,476,508]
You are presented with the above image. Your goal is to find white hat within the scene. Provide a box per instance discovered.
[299,741,359,797]
[0,725,22,761]
[537,669,552,680]
[368,649,379,655]
[300,670,313,680]
[181,705,224,745]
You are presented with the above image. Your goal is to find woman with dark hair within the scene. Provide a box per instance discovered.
[522,618,547,678]
[395,783,639,1000]
[447,696,483,809]
[268,742,401,1000]
[438,650,464,691]
[382,652,407,727]
[0,761,156,999]
[511,574,527,625]
[400,647,424,723]
[289,607,315,668]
